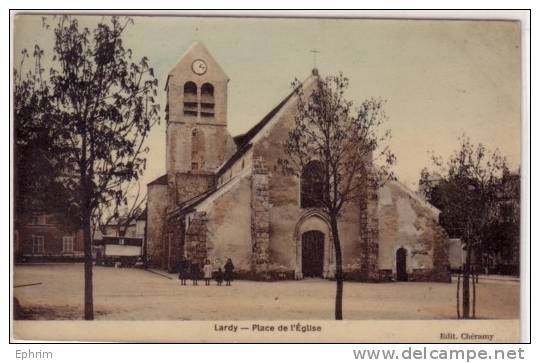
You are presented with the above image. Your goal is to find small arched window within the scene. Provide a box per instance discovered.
[183,81,198,116]
[200,83,215,118]
[301,161,325,208]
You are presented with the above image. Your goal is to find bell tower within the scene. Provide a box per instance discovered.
[165,41,233,176]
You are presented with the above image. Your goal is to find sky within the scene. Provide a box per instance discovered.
[13,15,521,193]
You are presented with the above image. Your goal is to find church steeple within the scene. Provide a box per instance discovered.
[166,41,228,127]
[165,41,232,176]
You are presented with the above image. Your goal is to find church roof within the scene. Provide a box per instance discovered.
[168,179,224,217]
[235,89,297,149]
[216,87,297,176]
[136,208,147,221]
[178,187,219,214]
[232,133,247,147]
[390,180,441,216]
[147,174,167,186]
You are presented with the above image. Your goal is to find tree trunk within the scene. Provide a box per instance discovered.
[83,209,94,320]
[330,215,343,320]
[472,266,476,319]
[80,132,94,320]
[456,272,461,319]
[462,243,472,319]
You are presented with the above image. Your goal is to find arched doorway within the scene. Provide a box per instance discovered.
[302,230,325,277]
[294,211,334,279]
[396,247,408,281]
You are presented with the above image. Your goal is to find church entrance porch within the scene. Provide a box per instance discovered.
[302,230,324,277]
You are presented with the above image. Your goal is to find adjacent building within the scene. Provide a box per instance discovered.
[15,212,84,262]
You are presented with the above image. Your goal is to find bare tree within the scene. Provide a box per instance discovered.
[14,46,77,224]
[421,136,508,319]
[16,16,160,320]
[92,180,147,239]
[279,73,394,320]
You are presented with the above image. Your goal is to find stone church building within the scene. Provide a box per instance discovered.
[146,42,450,282]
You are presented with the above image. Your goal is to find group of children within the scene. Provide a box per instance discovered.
[178,257,235,286]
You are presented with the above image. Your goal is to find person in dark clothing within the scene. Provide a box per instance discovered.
[214,267,224,286]
[191,261,201,286]
[224,258,234,286]
[178,257,189,286]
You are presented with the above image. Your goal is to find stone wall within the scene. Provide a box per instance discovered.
[251,157,271,279]
[166,122,235,175]
[193,175,253,274]
[430,225,452,282]
[185,212,208,264]
[248,75,367,280]
[162,211,185,271]
[377,181,450,282]
[358,169,380,281]
[146,183,168,266]
[172,172,215,205]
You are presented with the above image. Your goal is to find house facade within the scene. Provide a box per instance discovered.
[15,213,84,262]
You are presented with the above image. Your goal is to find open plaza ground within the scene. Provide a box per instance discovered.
[13,264,519,320]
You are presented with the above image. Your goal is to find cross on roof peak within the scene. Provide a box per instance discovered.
[310,49,320,68]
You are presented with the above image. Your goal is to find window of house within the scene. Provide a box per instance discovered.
[301,160,325,208]
[500,203,514,223]
[62,236,74,253]
[183,81,198,116]
[32,235,45,254]
[30,214,46,225]
[200,83,215,117]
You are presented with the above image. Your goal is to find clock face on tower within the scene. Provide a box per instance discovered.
[191,59,208,75]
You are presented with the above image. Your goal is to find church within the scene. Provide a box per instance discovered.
[146,41,450,282]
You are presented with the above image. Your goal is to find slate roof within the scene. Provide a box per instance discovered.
[216,87,296,176]
[136,208,147,221]
[147,174,167,186]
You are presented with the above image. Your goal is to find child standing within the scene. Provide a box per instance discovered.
[203,260,213,286]
[190,261,201,286]
[224,258,235,286]
[215,267,224,286]
[178,257,189,286]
